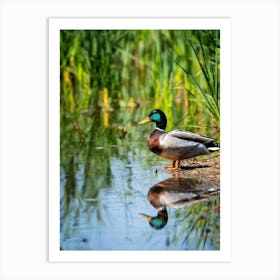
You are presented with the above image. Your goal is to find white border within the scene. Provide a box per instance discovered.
[1,1,279,279]
[49,18,231,262]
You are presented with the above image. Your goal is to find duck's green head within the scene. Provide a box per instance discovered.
[139,208,168,230]
[138,109,167,130]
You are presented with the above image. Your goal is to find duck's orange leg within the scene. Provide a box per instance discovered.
[165,160,181,170]
[164,160,176,169]
[177,160,181,169]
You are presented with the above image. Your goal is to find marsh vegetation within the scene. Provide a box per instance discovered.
[60,30,220,250]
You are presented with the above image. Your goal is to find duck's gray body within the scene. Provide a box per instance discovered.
[147,128,219,161]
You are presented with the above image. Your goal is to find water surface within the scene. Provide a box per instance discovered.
[60,107,220,251]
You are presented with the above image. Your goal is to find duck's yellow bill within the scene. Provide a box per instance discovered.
[138,117,151,125]
[139,213,152,221]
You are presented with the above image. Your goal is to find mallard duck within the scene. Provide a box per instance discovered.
[138,109,219,169]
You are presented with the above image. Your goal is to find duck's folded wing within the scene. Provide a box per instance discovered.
[163,130,216,145]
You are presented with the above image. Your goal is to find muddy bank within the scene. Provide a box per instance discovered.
[179,154,220,190]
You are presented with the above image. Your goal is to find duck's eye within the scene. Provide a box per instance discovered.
[150,113,161,123]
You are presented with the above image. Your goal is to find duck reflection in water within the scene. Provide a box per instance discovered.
[140,208,168,230]
[140,177,219,229]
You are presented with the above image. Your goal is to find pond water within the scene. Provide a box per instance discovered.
[60,106,220,251]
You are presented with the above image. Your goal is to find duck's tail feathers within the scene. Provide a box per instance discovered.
[206,141,220,153]
[208,146,220,152]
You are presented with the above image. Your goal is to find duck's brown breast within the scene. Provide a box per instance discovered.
[146,129,165,155]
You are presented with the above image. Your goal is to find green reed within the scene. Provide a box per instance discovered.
[176,30,220,123]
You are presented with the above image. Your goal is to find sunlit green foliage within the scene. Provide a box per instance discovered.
[176,30,220,123]
[60,30,220,129]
